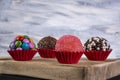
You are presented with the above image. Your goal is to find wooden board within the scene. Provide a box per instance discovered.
[0,57,120,80]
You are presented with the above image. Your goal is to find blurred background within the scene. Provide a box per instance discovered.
[0,0,120,58]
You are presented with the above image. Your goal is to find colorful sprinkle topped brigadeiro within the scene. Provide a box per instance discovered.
[8,35,37,61]
[9,35,36,50]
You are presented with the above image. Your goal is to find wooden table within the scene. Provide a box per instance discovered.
[0,57,120,80]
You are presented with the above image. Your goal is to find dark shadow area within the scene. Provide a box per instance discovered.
[0,74,49,80]
[0,74,120,80]
[107,75,120,80]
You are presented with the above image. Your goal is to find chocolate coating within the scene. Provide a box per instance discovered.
[37,36,57,49]
[84,37,111,51]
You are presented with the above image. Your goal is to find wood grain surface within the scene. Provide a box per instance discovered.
[0,57,120,80]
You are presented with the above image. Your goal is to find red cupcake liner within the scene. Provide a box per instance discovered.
[55,51,84,64]
[37,49,55,58]
[84,50,112,61]
[7,50,37,61]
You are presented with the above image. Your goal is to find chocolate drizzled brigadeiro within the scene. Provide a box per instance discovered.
[84,37,111,51]
[37,36,57,49]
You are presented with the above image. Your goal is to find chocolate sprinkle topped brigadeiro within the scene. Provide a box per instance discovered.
[84,37,111,51]
[37,36,57,49]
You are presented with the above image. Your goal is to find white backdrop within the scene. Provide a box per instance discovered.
[0,0,120,58]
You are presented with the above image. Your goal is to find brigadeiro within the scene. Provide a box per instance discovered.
[8,35,37,61]
[84,36,112,61]
[55,35,84,64]
[37,36,57,58]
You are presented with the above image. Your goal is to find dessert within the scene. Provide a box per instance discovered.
[84,37,112,60]
[37,36,57,58]
[55,35,84,64]
[8,35,37,61]
[37,36,56,49]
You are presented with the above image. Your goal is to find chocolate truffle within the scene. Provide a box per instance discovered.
[37,36,57,49]
[84,37,111,51]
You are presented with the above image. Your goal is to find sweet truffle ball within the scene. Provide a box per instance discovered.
[37,36,57,49]
[55,35,84,52]
[9,35,36,50]
[84,37,111,51]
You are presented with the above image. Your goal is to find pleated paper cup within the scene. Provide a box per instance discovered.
[55,51,84,64]
[84,50,112,61]
[37,49,55,58]
[7,50,37,61]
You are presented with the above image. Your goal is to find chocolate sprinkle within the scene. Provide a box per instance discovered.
[37,36,57,49]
